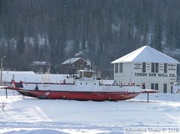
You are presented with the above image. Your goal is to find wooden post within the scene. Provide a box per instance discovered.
[147,93,149,103]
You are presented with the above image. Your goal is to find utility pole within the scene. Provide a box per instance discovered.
[1,56,7,98]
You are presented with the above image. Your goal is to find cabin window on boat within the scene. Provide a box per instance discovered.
[115,63,118,73]
[142,62,146,72]
[79,71,93,78]
[151,63,159,73]
[84,72,93,78]
[164,63,167,73]
[119,63,123,73]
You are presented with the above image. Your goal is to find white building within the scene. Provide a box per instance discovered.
[111,46,179,93]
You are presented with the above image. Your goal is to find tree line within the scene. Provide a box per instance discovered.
[0,0,180,77]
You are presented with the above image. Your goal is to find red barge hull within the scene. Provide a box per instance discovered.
[17,90,140,101]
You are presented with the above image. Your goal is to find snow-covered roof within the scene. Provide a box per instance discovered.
[111,45,179,64]
[32,61,49,65]
[62,57,86,65]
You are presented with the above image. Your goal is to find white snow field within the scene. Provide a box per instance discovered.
[0,90,180,134]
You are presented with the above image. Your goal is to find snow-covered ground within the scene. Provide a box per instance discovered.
[0,90,180,134]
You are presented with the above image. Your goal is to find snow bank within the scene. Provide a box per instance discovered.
[1,91,180,134]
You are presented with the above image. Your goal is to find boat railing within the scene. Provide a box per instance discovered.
[21,81,75,85]
[99,82,138,87]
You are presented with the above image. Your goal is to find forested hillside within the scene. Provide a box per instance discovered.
[0,0,180,77]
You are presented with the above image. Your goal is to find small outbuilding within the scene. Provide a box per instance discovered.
[30,61,50,73]
[111,45,179,93]
[61,57,88,74]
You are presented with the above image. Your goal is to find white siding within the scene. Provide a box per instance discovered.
[114,63,134,85]
[113,62,177,93]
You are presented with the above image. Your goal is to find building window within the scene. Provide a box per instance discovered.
[119,63,123,73]
[151,83,154,89]
[151,63,159,73]
[151,83,158,90]
[164,63,167,73]
[171,86,173,93]
[155,83,158,90]
[156,63,159,73]
[142,62,146,72]
[115,63,118,73]
[163,84,167,93]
